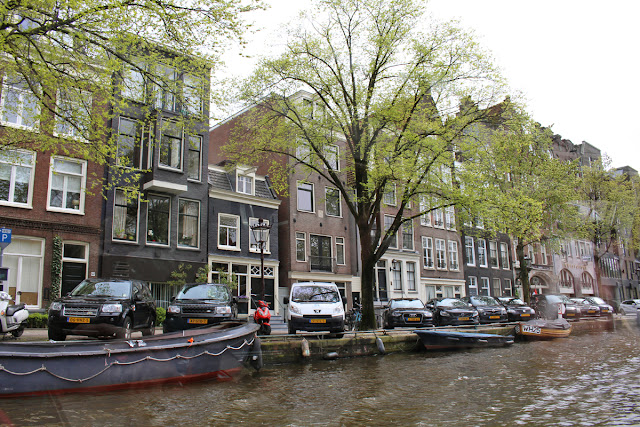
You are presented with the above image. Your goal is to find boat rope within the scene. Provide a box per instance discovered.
[0,337,255,384]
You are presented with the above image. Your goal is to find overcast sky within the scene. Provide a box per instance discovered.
[219,0,640,170]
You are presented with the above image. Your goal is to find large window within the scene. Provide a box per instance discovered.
[1,75,40,129]
[325,187,341,217]
[401,219,413,250]
[492,279,501,297]
[325,144,339,171]
[310,234,332,272]
[422,237,434,269]
[335,237,345,265]
[500,242,510,269]
[445,206,456,230]
[55,89,90,139]
[435,238,447,270]
[155,65,178,112]
[407,262,416,291]
[47,157,86,213]
[480,277,490,295]
[448,240,459,271]
[249,218,270,253]
[0,150,35,207]
[419,196,431,226]
[182,73,204,116]
[146,194,170,245]
[477,239,488,267]
[296,232,306,262]
[392,260,402,291]
[433,207,444,228]
[384,215,397,249]
[383,184,396,206]
[187,135,202,181]
[297,181,314,212]
[465,236,475,266]
[468,276,478,296]
[489,240,499,268]
[116,117,142,168]
[218,214,239,250]
[120,62,145,103]
[159,119,182,170]
[178,199,199,248]
[237,174,253,195]
[112,189,139,242]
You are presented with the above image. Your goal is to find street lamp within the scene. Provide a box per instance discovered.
[250,218,271,301]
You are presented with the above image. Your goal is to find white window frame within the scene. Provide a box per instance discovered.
[0,75,40,130]
[296,232,306,262]
[433,207,444,228]
[186,134,202,182]
[120,62,146,103]
[435,238,447,270]
[237,174,253,195]
[383,183,396,206]
[177,198,200,249]
[54,89,91,140]
[465,236,475,266]
[445,206,456,230]
[407,262,416,291]
[419,196,431,226]
[448,240,459,271]
[480,277,490,295]
[504,279,513,296]
[297,181,315,213]
[422,236,434,269]
[249,217,271,254]
[46,156,87,215]
[478,239,488,267]
[116,117,143,169]
[112,188,139,243]
[335,237,345,265]
[0,149,36,208]
[325,143,339,171]
[325,187,342,217]
[146,194,171,246]
[218,213,240,251]
[183,73,204,116]
[500,242,510,269]
[401,219,414,251]
[489,240,499,269]
[468,276,478,296]
[384,215,397,249]
[158,118,183,171]
[492,278,501,297]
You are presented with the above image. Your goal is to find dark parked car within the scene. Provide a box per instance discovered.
[530,294,581,321]
[48,278,156,341]
[583,296,613,317]
[496,297,536,321]
[570,298,600,317]
[426,298,479,327]
[163,283,237,333]
[461,296,508,324]
[382,298,433,329]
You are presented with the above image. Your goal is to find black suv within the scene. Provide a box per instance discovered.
[163,283,237,333]
[48,278,156,341]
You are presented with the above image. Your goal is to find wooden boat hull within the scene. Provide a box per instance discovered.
[0,322,260,397]
[515,319,572,340]
[414,330,514,350]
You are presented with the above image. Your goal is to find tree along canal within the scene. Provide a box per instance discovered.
[2,325,640,426]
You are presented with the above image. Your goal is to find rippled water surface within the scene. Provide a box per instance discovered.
[3,324,640,426]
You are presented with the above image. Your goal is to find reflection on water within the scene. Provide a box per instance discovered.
[3,325,640,426]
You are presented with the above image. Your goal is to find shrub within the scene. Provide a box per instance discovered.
[156,307,166,326]
[26,313,48,328]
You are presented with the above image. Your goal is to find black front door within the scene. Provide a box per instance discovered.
[61,262,86,295]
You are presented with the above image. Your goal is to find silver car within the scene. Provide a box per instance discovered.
[619,299,640,315]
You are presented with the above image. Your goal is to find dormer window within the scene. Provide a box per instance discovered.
[237,174,253,195]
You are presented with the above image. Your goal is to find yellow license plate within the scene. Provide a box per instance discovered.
[588,310,596,313]
[68,317,90,323]
[490,315,500,319]
[188,318,208,324]
[521,313,530,317]
[407,317,420,321]
[310,319,326,324]
[458,317,469,321]
[567,313,575,316]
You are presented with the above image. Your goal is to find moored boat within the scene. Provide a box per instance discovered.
[515,318,572,340]
[414,329,514,350]
[0,322,261,397]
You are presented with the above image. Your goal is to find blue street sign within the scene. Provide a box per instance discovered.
[0,228,11,249]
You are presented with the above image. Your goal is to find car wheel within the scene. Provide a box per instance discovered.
[48,329,66,341]
[142,318,155,336]
[385,321,394,329]
[288,323,296,335]
[116,317,132,340]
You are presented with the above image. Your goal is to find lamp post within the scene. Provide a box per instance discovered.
[250,218,271,301]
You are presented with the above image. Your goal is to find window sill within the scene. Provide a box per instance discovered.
[0,202,32,209]
[158,165,184,173]
[177,245,200,251]
[112,238,138,244]
[0,121,40,132]
[47,207,84,215]
[218,246,241,252]
[146,241,170,247]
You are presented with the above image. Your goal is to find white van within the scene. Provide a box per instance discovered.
[284,282,345,335]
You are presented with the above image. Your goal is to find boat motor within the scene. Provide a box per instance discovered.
[0,291,29,338]
[253,300,271,335]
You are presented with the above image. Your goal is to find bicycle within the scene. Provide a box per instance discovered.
[345,304,362,331]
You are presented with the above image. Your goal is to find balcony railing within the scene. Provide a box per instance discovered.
[310,255,333,272]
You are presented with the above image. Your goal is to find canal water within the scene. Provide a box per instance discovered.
[2,325,640,426]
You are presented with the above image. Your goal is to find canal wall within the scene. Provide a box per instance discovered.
[260,317,622,366]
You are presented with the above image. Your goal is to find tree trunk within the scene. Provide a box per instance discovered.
[358,220,378,330]
[516,242,531,304]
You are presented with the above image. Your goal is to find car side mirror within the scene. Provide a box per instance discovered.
[283,297,289,305]
[170,296,176,302]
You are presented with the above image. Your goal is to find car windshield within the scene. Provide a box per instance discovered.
[176,284,230,302]
[504,298,526,306]
[437,298,468,308]
[471,296,499,306]
[292,286,340,303]
[70,280,131,298]
[553,295,574,304]
[571,298,586,304]
[391,299,424,309]
[587,297,606,305]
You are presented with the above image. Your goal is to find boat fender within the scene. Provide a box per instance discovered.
[249,336,263,371]
[376,337,386,354]
[301,338,311,357]
[324,352,339,360]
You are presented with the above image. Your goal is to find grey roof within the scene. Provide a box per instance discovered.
[208,169,233,191]
[255,179,276,199]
